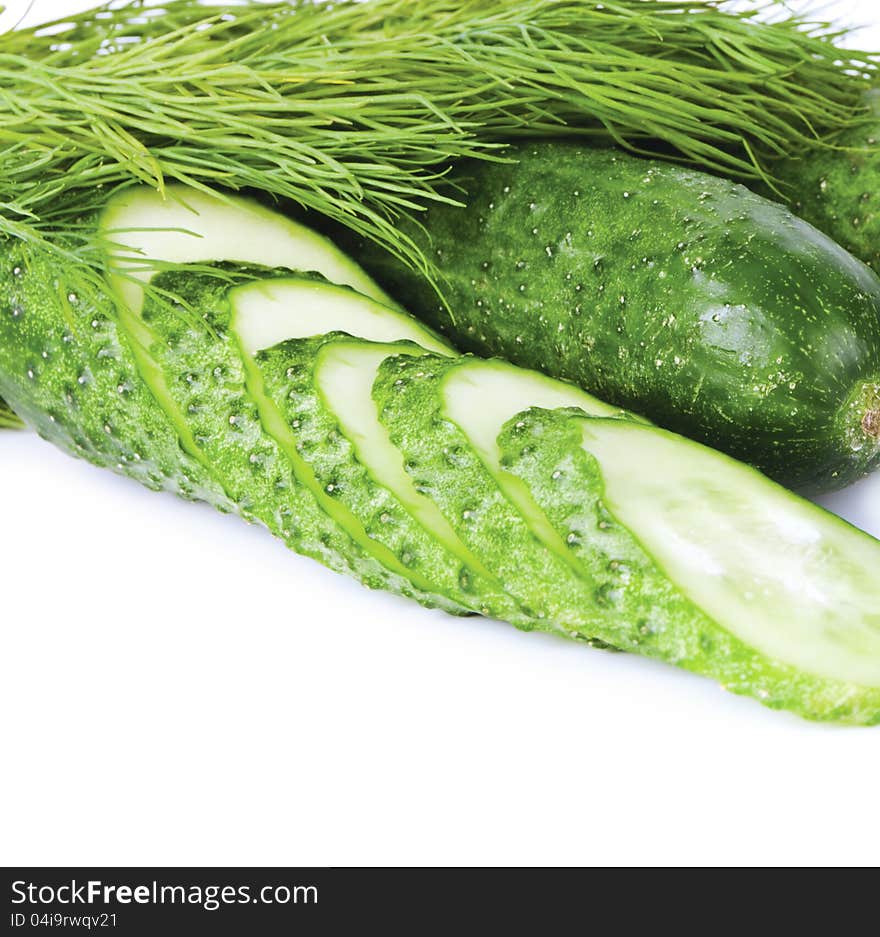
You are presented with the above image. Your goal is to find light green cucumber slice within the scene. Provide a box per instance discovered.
[255,334,529,622]
[498,407,880,722]
[441,358,631,561]
[139,268,462,611]
[578,418,880,687]
[316,342,459,538]
[231,278,451,356]
[314,340,498,584]
[99,184,397,314]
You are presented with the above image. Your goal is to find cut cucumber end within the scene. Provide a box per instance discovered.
[99,184,398,314]
[577,417,880,689]
[230,278,451,357]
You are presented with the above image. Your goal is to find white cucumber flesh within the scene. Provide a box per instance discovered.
[579,418,880,686]
[313,341,493,577]
[100,184,397,313]
[442,359,627,559]
[231,279,451,356]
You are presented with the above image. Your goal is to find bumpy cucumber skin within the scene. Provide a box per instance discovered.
[257,334,533,624]
[344,143,880,493]
[141,270,464,612]
[770,90,880,273]
[373,352,627,645]
[0,241,230,506]
[498,408,880,725]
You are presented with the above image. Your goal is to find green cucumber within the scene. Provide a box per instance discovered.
[769,90,880,274]
[340,142,880,493]
[5,183,880,722]
[256,334,532,624]
[0,239,230,504]
[372,352,650,641]
[140,269,464,611]
[498,409,880,722]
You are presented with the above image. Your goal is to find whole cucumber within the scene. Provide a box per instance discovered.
[770,89,880,273]
[340,143,880,493]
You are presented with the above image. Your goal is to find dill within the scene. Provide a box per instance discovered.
[0,0,875,279]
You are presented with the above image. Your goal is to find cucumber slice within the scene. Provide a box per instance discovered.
[313,342,467,553]
[373,353,631,640]
[140,269,463,611]
[579,418,880,687]
[256,335,529,622]
[231,278,450,356]
[100,185,397,314]
[442,358,632,559]
[499,408,880,722]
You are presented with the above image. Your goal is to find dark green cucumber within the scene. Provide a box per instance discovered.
[339,142,880,493]
[769,89,880,272]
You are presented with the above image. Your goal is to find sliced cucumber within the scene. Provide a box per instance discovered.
[373,353,632,639]
[96,188,461,607]
[499,408,880,722]
[256,335,529,622]
[227,278,527,620]
[231,278,450,356]
[140,269,463,611]
[442,358,632,562]
[99,184,397,314]
[579,418,880,687]
[313,341,467,554]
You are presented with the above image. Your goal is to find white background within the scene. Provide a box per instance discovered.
[2,0,880,867]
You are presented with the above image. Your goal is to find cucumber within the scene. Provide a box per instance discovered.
[371,351,880,721]
[339,142,880,493]
[100,185,398,314]
[0,238,230,505]
[372,352,630,640]
[769,90,880,273]
[5,183,880,722]
[257,334,533,625]
[498,409,880,722]
[139,268,463,608]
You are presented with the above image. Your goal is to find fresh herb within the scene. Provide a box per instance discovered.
[0,0,875,281]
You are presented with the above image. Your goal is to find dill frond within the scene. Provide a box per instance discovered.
[0,0,875,278]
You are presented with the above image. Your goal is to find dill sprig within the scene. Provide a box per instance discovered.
[0,0,875,279]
